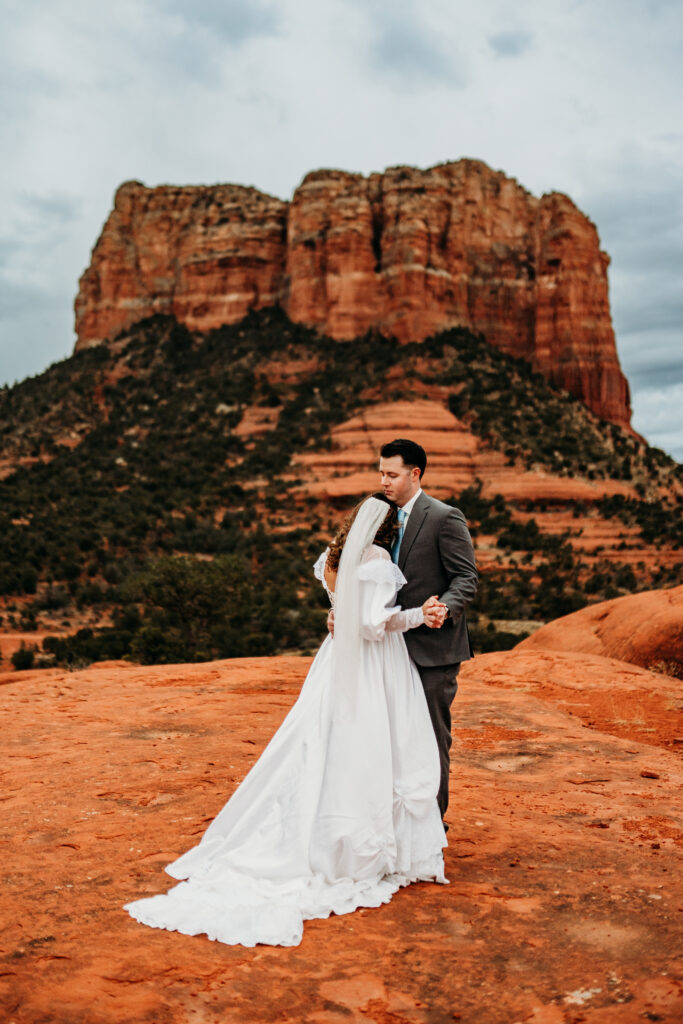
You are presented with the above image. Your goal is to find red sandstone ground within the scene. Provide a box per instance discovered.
[2,645,681,1024]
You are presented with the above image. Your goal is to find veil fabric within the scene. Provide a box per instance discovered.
[331,497,391,713]
[304,496,400,882]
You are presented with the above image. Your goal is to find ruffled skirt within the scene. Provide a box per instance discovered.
[124,634,447,947]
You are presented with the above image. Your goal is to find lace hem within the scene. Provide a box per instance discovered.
[385,605,424,632]
[313,548,329,582]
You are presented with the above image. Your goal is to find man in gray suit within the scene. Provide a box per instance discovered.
[380,438,478,824]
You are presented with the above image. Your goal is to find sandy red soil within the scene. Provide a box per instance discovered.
[2,643,681,1023]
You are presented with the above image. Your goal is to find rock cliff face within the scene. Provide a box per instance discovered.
[74,182,288,344]
[75,160,631,427]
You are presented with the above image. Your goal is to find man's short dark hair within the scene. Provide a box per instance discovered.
[380,439,427,478]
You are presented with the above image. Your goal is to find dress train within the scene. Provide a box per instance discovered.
[124,548,447,947]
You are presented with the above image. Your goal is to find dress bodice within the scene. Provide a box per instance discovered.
[313,546,424,636]
[313,545,407,607]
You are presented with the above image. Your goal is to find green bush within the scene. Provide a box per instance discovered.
[20,568,38,594]
[469,624,527,653]
[12,644,36,670]
[0,307,679,664]
[124,554,254,663]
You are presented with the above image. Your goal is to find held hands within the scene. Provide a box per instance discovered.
[327,599,446,634]
[422,595,449,629]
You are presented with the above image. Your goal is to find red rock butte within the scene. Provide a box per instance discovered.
[75,159,632,428]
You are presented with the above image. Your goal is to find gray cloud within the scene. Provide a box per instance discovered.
[158,0,280,44]
[371,24,462,86]
[96,2,280,91]
[0,236,23,268]
[0,296,72,387]
[0,0,681,462]
[619,331,683,391]
[619,300,683,341]
[632,383,683,461]
[149,0,281,85]
[488,30,533,57]
[0,278,44,318]
[357,0,464,87]
[19,193,81,223]
[0,187,83,383]
[578,146,683,413]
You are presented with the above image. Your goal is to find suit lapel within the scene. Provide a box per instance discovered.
[398,494,430,571]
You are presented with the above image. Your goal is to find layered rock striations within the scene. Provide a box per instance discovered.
[75,160,631,427]
[75,182,289,344]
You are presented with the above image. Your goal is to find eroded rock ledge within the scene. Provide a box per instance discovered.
[75,159,631,427]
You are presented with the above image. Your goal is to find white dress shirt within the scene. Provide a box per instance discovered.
[399,487,422,520]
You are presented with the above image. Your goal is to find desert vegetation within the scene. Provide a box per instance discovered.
[1,310,680,667]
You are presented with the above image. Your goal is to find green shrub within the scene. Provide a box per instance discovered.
[20,569,38,594]
[12,644,36,670]
[0,307,679,663]
[469,624,527,653]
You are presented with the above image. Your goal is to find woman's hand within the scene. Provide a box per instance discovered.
[422,595,448,629]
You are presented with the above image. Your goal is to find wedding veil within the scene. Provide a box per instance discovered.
[332,496,391,710]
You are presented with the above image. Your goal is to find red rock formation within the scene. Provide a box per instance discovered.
[75,181,288,343]
[2,651,681,1022]
[288,398,683,577]
[517,584,683,675]
[75,160,631,427]
[291,398,638,503]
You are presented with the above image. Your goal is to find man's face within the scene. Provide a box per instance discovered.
[379,455,421,507]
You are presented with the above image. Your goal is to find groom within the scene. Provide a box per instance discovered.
[380,438,478,823]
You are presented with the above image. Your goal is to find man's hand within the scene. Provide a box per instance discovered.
[327,608,334,637]
[422,595,448,629]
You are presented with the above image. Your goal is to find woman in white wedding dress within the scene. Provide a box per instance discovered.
[124,495,448,947]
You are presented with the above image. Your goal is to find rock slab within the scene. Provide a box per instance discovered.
[2,648,681,1024]
[519,584,683,676]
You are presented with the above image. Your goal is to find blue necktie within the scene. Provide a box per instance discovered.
[392,508,407,564]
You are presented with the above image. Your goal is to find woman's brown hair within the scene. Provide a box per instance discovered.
[326,493,399,572]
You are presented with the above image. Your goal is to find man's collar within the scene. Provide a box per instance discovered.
[401,488,423,517]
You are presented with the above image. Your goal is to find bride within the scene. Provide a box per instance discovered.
[124,494,449,947]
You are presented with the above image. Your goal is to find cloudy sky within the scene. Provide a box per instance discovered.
[1,0,681,459]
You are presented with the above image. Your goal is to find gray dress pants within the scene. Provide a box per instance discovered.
[416,663,460,820]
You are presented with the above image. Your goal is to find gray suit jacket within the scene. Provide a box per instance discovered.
[397,492,478,668]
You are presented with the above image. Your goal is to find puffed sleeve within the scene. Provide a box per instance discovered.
[357,553,425,641]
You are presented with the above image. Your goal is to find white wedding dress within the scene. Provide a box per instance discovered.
[124,542,447,947]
